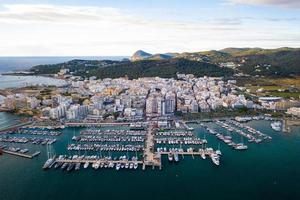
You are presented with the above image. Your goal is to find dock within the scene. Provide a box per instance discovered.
[2,150,40,159]
[143,124,162,169]
[55,158,143,165]
[65,122,130,127]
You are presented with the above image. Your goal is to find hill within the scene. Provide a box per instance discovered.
[30,58,234,79]
[29,47,300,78]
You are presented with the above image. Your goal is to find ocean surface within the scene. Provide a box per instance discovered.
[0,75,67,89]
[0,112,300,200]
[0,56,128,72]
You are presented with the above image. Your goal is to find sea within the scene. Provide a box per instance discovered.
[0,59,300,200]
[0,112,300,200]
[0,56,128,73]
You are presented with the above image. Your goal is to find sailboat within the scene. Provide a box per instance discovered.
[216,143,222,155]
[42,144,56,170]
[235,136,248,150]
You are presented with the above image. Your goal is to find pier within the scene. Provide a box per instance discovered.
[0,121,32,134]
[143,124,162,169]
[2,149,40,159]
[65,122,130,127]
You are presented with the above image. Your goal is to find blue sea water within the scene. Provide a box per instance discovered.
[0,56,128,72]
[0,112,300,200]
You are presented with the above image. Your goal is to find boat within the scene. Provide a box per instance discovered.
[235,136,248,150]
[271,121,282,131]
[61,163,68,170]
[129,123,145,130]
[235,143,248,150]
[125,163,129,169]
[83,162,89,169]
[54,162,62,169]
[129,163,134,169]
[201,151,206,159]
[116,163,121,170]
[216,143,222,155]
[43,158,56,170]
[67,163,75,172]
[94,161,100,170]
[133,162,138,169]
[168,153,173,162]
[75,163,81,170]
[174,153,179,162]
[42,144,56,170]
[210,154,220,166]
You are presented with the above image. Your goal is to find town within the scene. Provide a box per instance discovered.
[2,72,300,125]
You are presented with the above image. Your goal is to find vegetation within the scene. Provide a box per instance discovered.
[31,58,234,79]
[29,47,300,78]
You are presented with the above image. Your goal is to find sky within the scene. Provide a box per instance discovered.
[0,0,299,56]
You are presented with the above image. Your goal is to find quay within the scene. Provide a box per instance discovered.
[65,122,130,127]
[143,124,162,170]
[0,121,32,134]
[2,149,40,159]
[283,118,300,133]
[158,150,215,157]
[55,158,143,165]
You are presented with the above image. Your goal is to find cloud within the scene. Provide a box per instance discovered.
[228,0,300,8]
[0,4,299,56]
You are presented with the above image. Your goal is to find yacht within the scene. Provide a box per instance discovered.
[133,162,138,169]
[83,162,89,169]
[201,152,206,159]
[94,161,100,170]
[54,162,62,169]
[129,163,134,169]
[116,163,121,170]
[67,163,75,172]
[210,154,220,166]
[168,153,173,162]
[174,153,179,162]
[125,163,129,169]
[75,163,81,171]
[42,157,56,170]
[61,163,68,170]
[235,143,248,150]
[271,121,282,131]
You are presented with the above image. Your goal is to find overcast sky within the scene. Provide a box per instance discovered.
[0,0,299,56]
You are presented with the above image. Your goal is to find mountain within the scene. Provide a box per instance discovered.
[88,58,233,79]
[131,50,175,61]
[29,47,300,78]
[30,58,234,79]
[131,50,152,61]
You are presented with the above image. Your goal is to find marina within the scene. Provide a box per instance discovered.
[1,113,300,200]
[0,136,57,145]
[0,145,40,159]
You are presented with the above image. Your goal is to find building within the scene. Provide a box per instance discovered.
[286,107,300,117]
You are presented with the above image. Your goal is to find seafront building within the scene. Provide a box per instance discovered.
[2,74,298,121]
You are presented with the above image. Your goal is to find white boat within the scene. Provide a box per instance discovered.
[168,153,173,162]
[235,143,248,150]
[271,121,282,131]
[201,152,206,159]
[210,154,220,166]
[133,162,138,169]
[93,161,100,170]
[116,163,121,170]
[129,163,134,169]
[174,153,179,162]
[83,162,89,169]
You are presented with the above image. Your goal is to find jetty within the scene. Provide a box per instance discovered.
[2,149,40,159]
[65,122,130,127]
[0,121,32,134]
